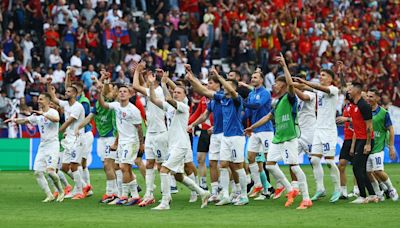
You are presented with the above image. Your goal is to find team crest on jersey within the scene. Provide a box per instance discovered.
[354,107,358,112]
[122,112,126,118]
[256,95,260,100]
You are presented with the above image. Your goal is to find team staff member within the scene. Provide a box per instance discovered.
[346,82,377,204]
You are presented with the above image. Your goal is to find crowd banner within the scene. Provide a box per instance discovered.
[1,127,399,171]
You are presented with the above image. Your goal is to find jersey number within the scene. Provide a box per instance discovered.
[156,150,162,159]
[47,156,52,164]
[41,125,45,134]
[264,140,269,149]
[375,157,382,165]
[71,150,76,158]
[105,145,110,155]
[124,150,128,159]
[285,149,289,159]
[323,143,330,152]
[232,149,237,159]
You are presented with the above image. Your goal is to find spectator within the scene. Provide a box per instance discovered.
[124,47,141,69]
[53,63,65,85]
[80,2,96,27]
[81,64,99,90]
[70,50,82,76]
[43,24,60,67]
[20,33,34,67]
[51,0,71,35]
[114,66,130,84]
[11,74,27,99]
[49,48,63,69]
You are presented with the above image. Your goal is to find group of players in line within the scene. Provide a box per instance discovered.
[6,53,399,210]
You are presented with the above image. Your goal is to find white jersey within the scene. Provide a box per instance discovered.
[59,100,85,136]
[315,85,339,130]
[163,101,191,148]
[298,91,317,130]
[109,102,142,144]
[27,108,59,142]
[145,87,167,133]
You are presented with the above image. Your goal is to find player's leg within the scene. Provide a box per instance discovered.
[323,134,341,202]
[351,140,370,203]
[266,142,293,200]
[81,131,94,196]
[119,143,141,206]
[371,151,397,201]
[143,133,157,199]
[34,144,54,202]
[247,133,263,196]
[310,135,326,200]
[215,137,232,205]
[339,139,352,199]
[197,129,210,190]
[208,133,221,202]
[152,166,172,210]
[45,141,64,201]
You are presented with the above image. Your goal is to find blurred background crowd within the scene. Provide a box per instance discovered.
[0,0,400,129]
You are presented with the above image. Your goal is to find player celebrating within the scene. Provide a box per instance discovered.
[132,63,168,207]
[243,70,274,198]
[366,89,398,201]
[187,67,248,206]
[245,54,311,209]
[75,71,119,203]
[187,75,223,202]
[48,83,86,200]
[149,72,210,210]
[294,69,341,203]
[97,83,144,206]
[6,93,65,202]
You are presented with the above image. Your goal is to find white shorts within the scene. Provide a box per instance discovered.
[163,147,191,174]
[82,131,94,159]
[117,142,139,165]
[62,136,84,164]
[97,136,116,162]
[268,138,299,165]
[144,131,168,163]
[298,129,314,154]
[367,151,384,172]
[33,140,60,172]
[57,151,63,170]
[220,136,246,163]
[209,133,223,161]
[312,129,337,157]
[184,148,193,163]
[248,131,274,154]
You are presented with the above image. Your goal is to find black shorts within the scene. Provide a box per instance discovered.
[137,150,144,158]
[196,129,211,153]
[339,139,353,162]
[354,139,374,156]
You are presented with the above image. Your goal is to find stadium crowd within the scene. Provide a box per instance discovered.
[0,0,400,122]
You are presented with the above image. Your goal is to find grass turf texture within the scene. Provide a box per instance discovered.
[1,165,399,228]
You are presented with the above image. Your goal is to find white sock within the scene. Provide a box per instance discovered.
[78,166,87,187]
[291,165,309,200]
[249,163,261,186]
[182,176,205,195]
[379,182,388,191]
[72,170,83,194]
[291,181,299,189]
[211,182,219,195]
[310,156,325,192]
[129,179,139,198]
[353,185,360,194]
[160,173,171,204]
[82,167,91,185]
[341,186,348,197]
[116,170,123,197]
[106,180,115,195]
[266,164,292,191]
[200,177,207,188]
[145,169,155,196]
[246,174,251,184]
[122,183,129,198]
[170,175,177,188]
[219,168,230,198]
[35,171,52,197]
[46,174,56,192]
[48,170,63,193]
[326,159,340,192]
[371,180,381,196]
[383,178,394,191]
[236,168,248,197]
[58,171,69,187]
[188,173,197,195]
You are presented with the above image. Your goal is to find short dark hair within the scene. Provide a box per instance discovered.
[368,87,379,96]
[352,82,363,90]
[176,85,187,95]
[72,81,84,89]
[209,75,221,85]
[321,69,335,79]
[226,78,238,89]
[229,70,242,80]
[67,86,78,94]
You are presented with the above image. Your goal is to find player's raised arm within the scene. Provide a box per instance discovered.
[188,109,211,131]
[294,88,311,101]
[214,69,238,99]
[244,112,273,136]
[275,53,295,96]
[161,74,178,109]
[96,83,110,109]
[132,61,148,96]
[59,115,77,133]
[148,73,164,109]
[64,66,72,88]
[47,83,60,106]
[293,76,332,94]
[32,110,60,123]
[4,117,29,125]
[75,113,94,136]
[185,64,215,99]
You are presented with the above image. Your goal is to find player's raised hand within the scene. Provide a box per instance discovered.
[336,61,344,73]
[130,61,139,73]
[210,67,219,76]
[96,83,104,91]
[185,72,194,81]
[184,64,192,72]
[3,118,15,124]
[161,71,169,84]
[46,76,53,84]
[47,84,56,95]
[244,127,254,136]
[274,52,287,67]
[292,77,307,84]
[136,61,146,72]
[147,72,156,83]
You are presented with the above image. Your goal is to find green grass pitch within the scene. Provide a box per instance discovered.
[1,165,399,228]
